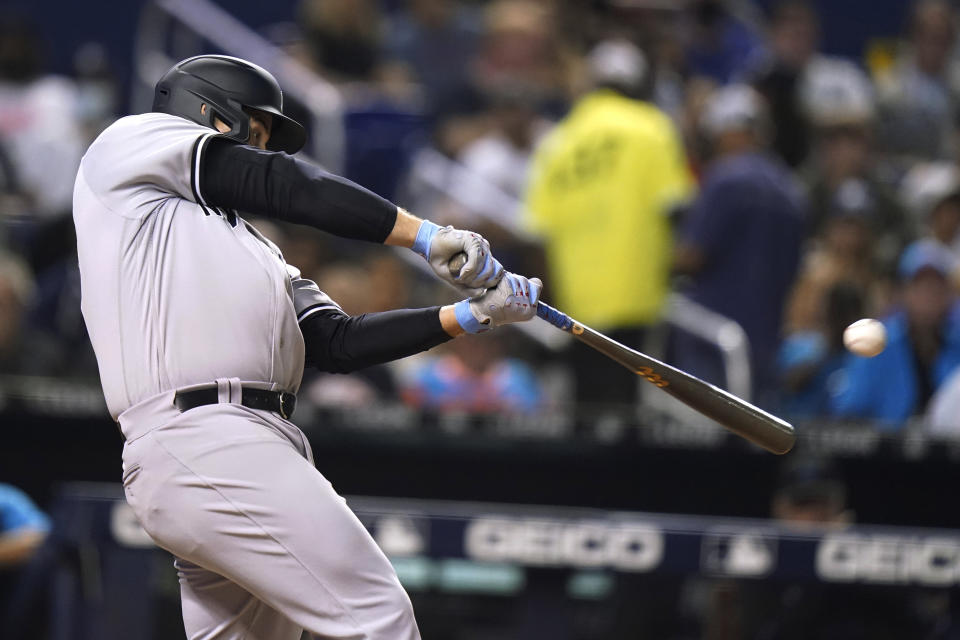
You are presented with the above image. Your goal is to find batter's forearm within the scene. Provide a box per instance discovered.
[439,304,466,337]
[383,208,422,248]
[200,139,398,242]
[301,307,455,373]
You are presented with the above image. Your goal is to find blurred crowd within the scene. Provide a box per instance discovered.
[7,0,960,434]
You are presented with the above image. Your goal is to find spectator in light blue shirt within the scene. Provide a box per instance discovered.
[0,483,49,567]
[401,333,543,413]
[830,240,960,427]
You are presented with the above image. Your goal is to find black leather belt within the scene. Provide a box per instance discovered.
[174,387,297,419]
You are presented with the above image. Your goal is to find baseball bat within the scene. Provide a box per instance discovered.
[449,253,795,454]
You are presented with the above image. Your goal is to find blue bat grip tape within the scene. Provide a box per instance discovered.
[536,303,574,332]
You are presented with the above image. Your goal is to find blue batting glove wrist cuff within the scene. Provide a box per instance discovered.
[412,220,440,259]
[454,299,485,334]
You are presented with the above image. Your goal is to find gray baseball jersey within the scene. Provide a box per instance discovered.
[74,112,420,639]
[74,112,336,419]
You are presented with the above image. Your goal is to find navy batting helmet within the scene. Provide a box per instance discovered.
[153,55,307,154]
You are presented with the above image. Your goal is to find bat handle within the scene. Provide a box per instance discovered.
[536,302,575,332]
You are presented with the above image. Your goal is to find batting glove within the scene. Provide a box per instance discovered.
[412,220,504,296]
[454,272,543,333]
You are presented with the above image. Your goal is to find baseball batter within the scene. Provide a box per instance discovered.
[72,55,542,639]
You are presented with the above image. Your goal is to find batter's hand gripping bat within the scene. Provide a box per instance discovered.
[449,253,795,454]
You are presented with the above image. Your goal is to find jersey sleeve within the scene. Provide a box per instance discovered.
[283,266,451,373]
[300,306,450,373]
[286,264,343,324]
[200,138,399,243]
[79,113,221,218]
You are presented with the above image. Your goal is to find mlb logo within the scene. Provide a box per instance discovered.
[701,529,777,578]
[372,515,428,557]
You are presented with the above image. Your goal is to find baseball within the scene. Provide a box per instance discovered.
[843,318,887,357]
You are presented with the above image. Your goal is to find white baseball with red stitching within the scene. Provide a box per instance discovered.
[843,318,887,358]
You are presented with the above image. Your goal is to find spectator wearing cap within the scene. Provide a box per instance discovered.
[779,180,893,418]
[698,455,926,639]
[673,84,805,404]
[772,455,851,528]
[525,38,693,408]
[742,456,927,640]
[830,240,960,426]
[800,59,911,273]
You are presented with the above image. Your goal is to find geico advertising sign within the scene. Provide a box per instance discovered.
[817,534,960,586]
[464,517,663,571]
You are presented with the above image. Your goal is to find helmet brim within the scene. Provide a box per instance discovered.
[252,104,307,154]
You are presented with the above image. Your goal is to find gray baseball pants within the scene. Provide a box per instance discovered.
[118,380,420,640]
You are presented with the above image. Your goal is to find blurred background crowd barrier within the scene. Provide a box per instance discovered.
[6,0,960,637]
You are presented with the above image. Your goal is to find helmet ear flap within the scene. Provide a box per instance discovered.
[154,87,209,129]
[155,85,171,110]
[207,99,250,144]
[157,83,250,144]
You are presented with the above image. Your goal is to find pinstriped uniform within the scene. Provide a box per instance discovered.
[73,112,421,640]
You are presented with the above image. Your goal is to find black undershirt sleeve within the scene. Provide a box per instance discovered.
[200,138,398,243]
[301,306,453,373]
